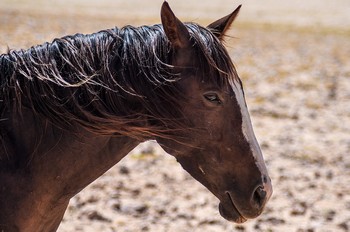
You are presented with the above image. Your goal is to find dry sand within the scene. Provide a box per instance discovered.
[0,0,349,231]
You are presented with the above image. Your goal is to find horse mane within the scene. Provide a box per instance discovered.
[0,23,236,139]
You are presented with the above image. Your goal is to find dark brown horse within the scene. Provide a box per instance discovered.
[0,2,272,231]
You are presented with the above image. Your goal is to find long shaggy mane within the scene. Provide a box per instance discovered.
[0,23,236,139]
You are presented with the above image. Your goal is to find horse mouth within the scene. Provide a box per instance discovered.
[218,192,247,223]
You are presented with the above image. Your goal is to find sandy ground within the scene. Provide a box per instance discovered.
[0,0,349,231]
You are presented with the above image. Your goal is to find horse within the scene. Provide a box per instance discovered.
[0,2,272,231]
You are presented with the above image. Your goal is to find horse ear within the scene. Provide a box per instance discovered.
[207,5,242,40]
[161,1,191,49]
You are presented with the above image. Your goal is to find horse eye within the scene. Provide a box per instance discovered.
[204,93,222,105]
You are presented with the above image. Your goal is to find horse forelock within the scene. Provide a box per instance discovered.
[0,23,237,139]
[185,24,238,86]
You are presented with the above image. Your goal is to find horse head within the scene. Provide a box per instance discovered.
[156,2,272,223]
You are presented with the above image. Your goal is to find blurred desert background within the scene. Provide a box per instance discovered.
[1,0,349,231]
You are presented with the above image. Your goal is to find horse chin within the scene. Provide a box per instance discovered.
[218,201,247,224]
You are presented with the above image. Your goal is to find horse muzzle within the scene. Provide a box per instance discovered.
[219,176,273,223]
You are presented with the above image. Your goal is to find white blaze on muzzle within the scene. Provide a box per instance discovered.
[228,78,268,175]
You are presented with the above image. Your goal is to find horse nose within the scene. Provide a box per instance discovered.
[251,175,272,212]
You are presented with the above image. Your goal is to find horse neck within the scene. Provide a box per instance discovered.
[0,107,139,232]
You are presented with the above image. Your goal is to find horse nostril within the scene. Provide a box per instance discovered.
[253,186,267,208]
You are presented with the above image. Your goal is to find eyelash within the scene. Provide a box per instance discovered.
[204,93,222,105]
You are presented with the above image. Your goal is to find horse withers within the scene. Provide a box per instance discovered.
[0,2,272,231]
